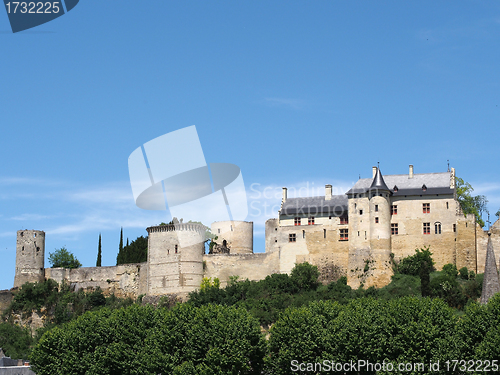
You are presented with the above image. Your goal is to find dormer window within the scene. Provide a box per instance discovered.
[393,185,398,192]
[422,184,427,192]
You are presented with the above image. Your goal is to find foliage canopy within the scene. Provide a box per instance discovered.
[48,247,81,269]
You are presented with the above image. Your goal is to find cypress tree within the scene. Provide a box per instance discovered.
[119,227,123,254]
[96,233,102,267]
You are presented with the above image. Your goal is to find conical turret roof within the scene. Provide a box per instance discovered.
[369,167,390,192]
[480,234,500,304]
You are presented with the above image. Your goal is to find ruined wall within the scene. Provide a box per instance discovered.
[45,263,147,299]
[211,221,253,254]
[0,289,14,315]
[203,251,279,287]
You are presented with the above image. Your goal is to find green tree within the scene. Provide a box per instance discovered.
[267,297,457,375]
[290,262,320,291]
[48,247,81,269]
[456,177,487,227]
[118,227,123,255]
[116,235,148,265]
[495,209,500,218]
[0,322,32,360]
[419,260,431,297]
[96,233,102,267]
[31,304,266,375]
[396,246,435,276]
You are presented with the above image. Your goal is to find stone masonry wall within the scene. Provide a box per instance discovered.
[203,251,280,288]
[45,263,147,299]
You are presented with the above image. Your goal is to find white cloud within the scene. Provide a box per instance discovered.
[263,97,307,110]
[10,214,52,221]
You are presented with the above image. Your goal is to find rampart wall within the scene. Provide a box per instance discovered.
[45,263,148,299]
[203,251,280,287]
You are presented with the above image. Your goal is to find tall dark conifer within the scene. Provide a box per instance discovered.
[119,227,123,254]
[96,233,102,267]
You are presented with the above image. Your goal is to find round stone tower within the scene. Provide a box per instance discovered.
[146,223,205,296]
[14,230,45,288]
[211,221,253,254]
[368,167,393,287]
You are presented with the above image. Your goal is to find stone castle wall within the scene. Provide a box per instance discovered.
[45,263,147,299]
[203,251,280,287]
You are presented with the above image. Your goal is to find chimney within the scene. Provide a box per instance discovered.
[282,187,287,202]
[372,166,377,178]
[409,165,414,179]
[325,184,332,201]
[450,167,455,189]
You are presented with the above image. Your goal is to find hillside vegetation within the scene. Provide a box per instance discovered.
[0,247,496,374]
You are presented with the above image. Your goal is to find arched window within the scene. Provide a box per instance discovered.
[434,222,442,235]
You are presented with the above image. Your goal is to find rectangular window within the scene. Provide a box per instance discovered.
[294,217,301,226]
[391,223,398,235]
[289,233,296,242]
[340,229,348,241]
[423,203,430,214]
[391,205,397,215]
[359,210,363,215]
[435,223,441,234]
[453,224,456,233]
[308,217,315,225]
[375,204,379,212]
[340,216,348,225]
[423,222,430,234]
[175,244,178,254]
[375,217,379,223]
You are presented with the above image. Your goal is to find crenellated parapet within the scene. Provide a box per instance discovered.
[146,223,206,234]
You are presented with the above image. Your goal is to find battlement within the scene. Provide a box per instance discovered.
[146,223,206,234]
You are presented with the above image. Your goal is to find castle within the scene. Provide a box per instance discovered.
[12,165,500,299]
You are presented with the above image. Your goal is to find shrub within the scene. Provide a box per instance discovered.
[396,247,435,276]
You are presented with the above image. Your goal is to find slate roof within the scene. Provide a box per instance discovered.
[280,195,348,216]
[369,168,390,191]
[347,172,453,196]
[280,171,453,216]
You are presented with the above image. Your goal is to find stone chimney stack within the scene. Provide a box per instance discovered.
[372,166,377,178]
[325,184,332,201]
[282,187,287,203]
[409,165,414,179]
[450,167,455,189]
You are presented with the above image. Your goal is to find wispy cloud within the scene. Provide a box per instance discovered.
[10,214,52,221]
[0,231,16,238]
[0,176,64,187]
[416,16,500,44]
[262,97,307,110]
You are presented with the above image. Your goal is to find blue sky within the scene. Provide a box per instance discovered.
[1,1,500,290]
